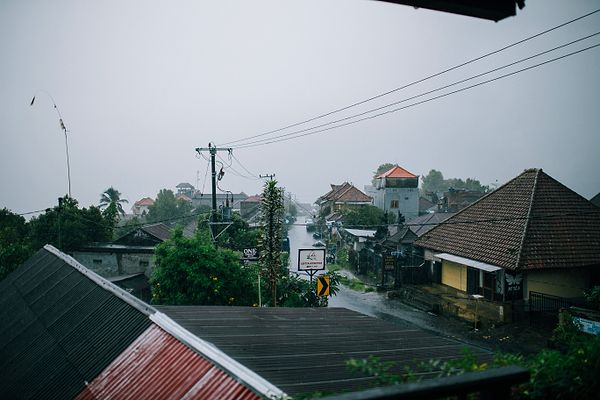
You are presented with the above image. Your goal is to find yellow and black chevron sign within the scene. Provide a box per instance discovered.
[316,275,330,297]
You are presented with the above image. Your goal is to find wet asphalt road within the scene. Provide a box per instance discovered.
[287,216,491,350]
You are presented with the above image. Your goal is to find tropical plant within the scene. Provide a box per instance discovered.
[259,179,285,306]
[151,228,259,305]
[99,187,128,225]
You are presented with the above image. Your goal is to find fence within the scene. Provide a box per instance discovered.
[529,291,574,326]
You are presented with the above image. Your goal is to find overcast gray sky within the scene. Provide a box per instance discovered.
[1,0,599,215]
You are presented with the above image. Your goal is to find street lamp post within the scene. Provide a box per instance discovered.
[30,91,72,198]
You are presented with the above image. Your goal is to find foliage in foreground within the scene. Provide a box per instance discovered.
[344,312,600,400]
[151,228,259,306]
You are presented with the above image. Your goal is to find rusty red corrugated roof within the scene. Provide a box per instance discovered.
[76,324,261,400]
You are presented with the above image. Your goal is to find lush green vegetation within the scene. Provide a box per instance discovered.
[346,312,600,399]
[151,228,259,305]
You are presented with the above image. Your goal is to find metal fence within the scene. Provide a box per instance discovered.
[529,291,574,326]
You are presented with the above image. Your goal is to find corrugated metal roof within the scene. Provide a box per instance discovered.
[0,248,152,400]
[1,246,279,400]
[156,306,491,397]
[75,324,261,400]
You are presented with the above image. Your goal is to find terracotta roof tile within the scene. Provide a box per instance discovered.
[376,165,417,179]
[320,182,371,203]
[416,169,600,270]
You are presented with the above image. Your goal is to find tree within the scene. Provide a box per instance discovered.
[99,187,128,235]
[146,189,193,225]
[0,208,33,281]
[27,196,111,253]
[259,179,285,306]
[372,163,395,185]
[422,170,490,195]
[151,228,258,305]
[342,205,386,229]
[421,169,446,194]
[200,212,260,252]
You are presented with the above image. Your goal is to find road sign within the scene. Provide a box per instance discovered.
[317,275,330,296]
[383,255,396,271]
[298,249,326,271]
[242,248,259,260]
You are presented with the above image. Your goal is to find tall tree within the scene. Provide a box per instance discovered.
[259,179,285,306]
[421,169,446,194]
[99,187,128,228]
[151,228,258,305]
[0,208,33,281]
[146,189,193,225]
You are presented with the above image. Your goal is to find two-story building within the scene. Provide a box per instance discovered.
[366,165,419,220]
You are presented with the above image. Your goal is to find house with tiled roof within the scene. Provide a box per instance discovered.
[0,245,282,399]
[366,165,419,220]
[131,197,154,216]
[317,182,372,221]
[415,168,600,309]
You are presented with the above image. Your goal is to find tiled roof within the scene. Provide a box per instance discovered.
[134,197,154,206]
[415,169,600,270]
[376,165,417,179]
[407,212,456,237]
[591,192,600,208]
[0,246,283,399]
[141,223,173,241]
[321,182,372,203]
[243,195,262,203]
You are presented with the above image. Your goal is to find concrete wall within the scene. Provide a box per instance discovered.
[527,268,590,299]
[72,251,154,278]
[367,186,419,219]
[441,260,467,292]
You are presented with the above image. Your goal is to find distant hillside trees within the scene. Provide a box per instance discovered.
[146,189,194,225]
[421,169,490,195]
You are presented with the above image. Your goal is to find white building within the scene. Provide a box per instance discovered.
[367,165,419,220]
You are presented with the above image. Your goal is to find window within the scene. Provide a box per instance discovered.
[93,259,102,265]
[390,200,399,209]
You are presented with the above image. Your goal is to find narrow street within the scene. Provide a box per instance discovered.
[286,216,481,345]
[284,217,549,354]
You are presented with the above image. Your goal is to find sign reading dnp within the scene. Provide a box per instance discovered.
[298,249,326,271]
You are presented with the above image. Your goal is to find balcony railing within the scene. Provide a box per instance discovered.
[319,365,529,400]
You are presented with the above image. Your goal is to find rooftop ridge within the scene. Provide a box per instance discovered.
[514,169,539,270]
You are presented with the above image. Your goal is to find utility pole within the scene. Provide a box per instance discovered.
[195,143,232,240]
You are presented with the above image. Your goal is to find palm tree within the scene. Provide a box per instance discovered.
[99,187,128,221]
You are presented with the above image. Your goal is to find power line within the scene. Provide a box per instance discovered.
[231,32,600,149]
[233,41,600,149]
[231,152,260,179]
[290,209,600,229]
[218,8,600,147]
